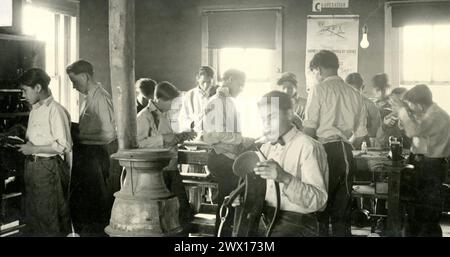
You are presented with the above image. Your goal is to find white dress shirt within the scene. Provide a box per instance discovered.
[26,96,72,157]
[136,101,178,170]
[260,127,329,214]
[167,94,184,133]
[303,76,367,144]
[79,83,117,145]
[137,101,173,148]
[179,86,214,132]
[201,87,243,160]
[398,103,450,158]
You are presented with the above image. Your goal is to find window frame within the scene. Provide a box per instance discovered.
[201,6,283,86]
[22,0,80,121]
[385,2,450,88]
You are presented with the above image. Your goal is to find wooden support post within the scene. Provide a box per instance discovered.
[109,0,137,149]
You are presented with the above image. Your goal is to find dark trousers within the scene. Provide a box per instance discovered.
[317,141,355,237]
[69,140,121,236]
[406,156,448,237]
[23,156,70,236]
[207,151,239,237]
[263,206,318,237]
[163,169,193,231]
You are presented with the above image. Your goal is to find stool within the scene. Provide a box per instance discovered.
[352,184,388,233]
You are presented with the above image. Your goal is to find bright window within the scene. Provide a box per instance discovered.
[22,4,79,121]
[218,48,275,138]
[0,0,13,26]
[401,24,450,113]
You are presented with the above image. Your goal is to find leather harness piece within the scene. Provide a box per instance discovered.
[217,149,280,237]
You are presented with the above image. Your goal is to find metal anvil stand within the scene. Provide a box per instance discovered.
[105,149,182,237]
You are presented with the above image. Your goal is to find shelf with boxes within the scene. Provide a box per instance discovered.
[0,89,29,237]
[0,31,44,236]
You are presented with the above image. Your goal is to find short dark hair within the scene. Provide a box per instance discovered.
[18,68,51,91]
[372,73,390,91]
[155,81,180,101]
[135,78,157,99]
[198,66,215,78]
[309,50,339,71]
[345,73,364,88]
[390,87,407,97]
[403,84,433,107]
[258,90,293,111]
[277,72,297,86]
[222,69,246,82]
[66,60,94,76]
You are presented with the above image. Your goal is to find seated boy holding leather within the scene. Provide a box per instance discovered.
[233,91,329,237]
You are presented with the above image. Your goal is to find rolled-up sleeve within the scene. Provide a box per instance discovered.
[49,105,72,154]
[282,143,329,213]
[303,85,321,129]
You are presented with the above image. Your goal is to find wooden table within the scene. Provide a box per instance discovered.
[353,149,413,236]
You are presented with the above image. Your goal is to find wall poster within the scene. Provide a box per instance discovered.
[305,15,359,89]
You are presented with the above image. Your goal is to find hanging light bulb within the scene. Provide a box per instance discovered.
[360,24,370,49]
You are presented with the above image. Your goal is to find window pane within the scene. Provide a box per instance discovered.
[0,0,13,26]
[58,14,66,105]
[402,25,432,82]
[22,5,56,75]
[431,25,450,82]
[70,16,77,63]
[219,48,274,137]
[70,16,79,122]
[219,48,273,80]
[429,86,450,114]
[236,82,271,138]
[23,5,79,122]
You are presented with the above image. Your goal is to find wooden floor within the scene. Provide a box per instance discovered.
[190,207,450,237]
[352,213,450,237]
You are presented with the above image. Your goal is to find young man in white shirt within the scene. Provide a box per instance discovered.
[201,69,254,237]
[303,50,367,236]
[391,84,450,237]
[136,81,196,232]
[179,66,218,132]
[253,91,329,236]
[66,60,120,236]
[276,72,307,129]
[17,68,72,236]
